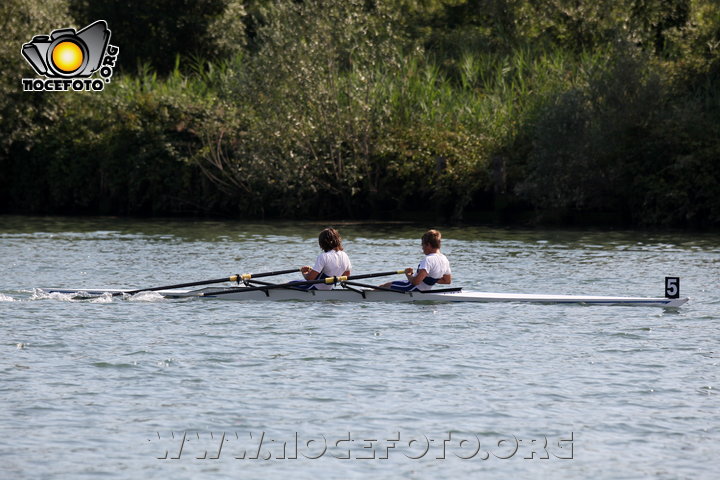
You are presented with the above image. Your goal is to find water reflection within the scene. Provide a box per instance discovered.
[1,215,718,251]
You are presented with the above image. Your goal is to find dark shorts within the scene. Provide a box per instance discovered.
[388,280,420,292]
[289,280,319,291]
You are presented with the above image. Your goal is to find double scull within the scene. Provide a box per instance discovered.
[41,275,688,307]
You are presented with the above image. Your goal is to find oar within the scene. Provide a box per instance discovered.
[108,268,302,297]
[340,280,408,293]
[242,278,311,292]
[205,270,406,297]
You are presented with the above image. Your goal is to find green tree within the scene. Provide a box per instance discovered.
[68,0,246,74]
[0,0,71,156]
[199,0,408,216]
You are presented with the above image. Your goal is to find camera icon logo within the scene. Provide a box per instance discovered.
[22,20,111,78]
[21,20,119,92]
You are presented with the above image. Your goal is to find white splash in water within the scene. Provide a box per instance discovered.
[89,292,115,303]
[128,291,166,303]
[30,288,115,302]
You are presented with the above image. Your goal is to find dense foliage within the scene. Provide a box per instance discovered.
[1,0,719,226]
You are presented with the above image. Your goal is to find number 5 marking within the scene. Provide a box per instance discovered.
[665,277,680,299]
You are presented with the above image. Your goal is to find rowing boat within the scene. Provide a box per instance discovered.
[41,286,688,307]
[40,272,687,307]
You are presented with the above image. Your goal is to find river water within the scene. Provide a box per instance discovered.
[1,216,717,479]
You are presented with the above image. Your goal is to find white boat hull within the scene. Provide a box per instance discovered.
[43,287,689,307]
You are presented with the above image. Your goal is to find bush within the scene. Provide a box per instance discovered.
[67,0,246,74]
[515,46,720,227]
[4,65,228,215]
[196,0,409,217]
[2,0,719,226]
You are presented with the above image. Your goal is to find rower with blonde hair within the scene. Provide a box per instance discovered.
[380,229,451,292]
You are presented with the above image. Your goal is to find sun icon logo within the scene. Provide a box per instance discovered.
[51,40,85,74]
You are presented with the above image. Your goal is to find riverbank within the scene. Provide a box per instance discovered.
[2,1,719,228]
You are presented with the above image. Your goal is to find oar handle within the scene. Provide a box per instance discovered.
[242,268,302,280]
[336,270,406,281]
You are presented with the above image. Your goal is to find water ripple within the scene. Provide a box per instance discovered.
[0,218,718,479]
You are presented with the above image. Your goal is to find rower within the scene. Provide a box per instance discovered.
[380,229,451,292]
[296,228,352,290]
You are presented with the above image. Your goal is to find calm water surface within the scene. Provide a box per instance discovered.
[1,216,718,479]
